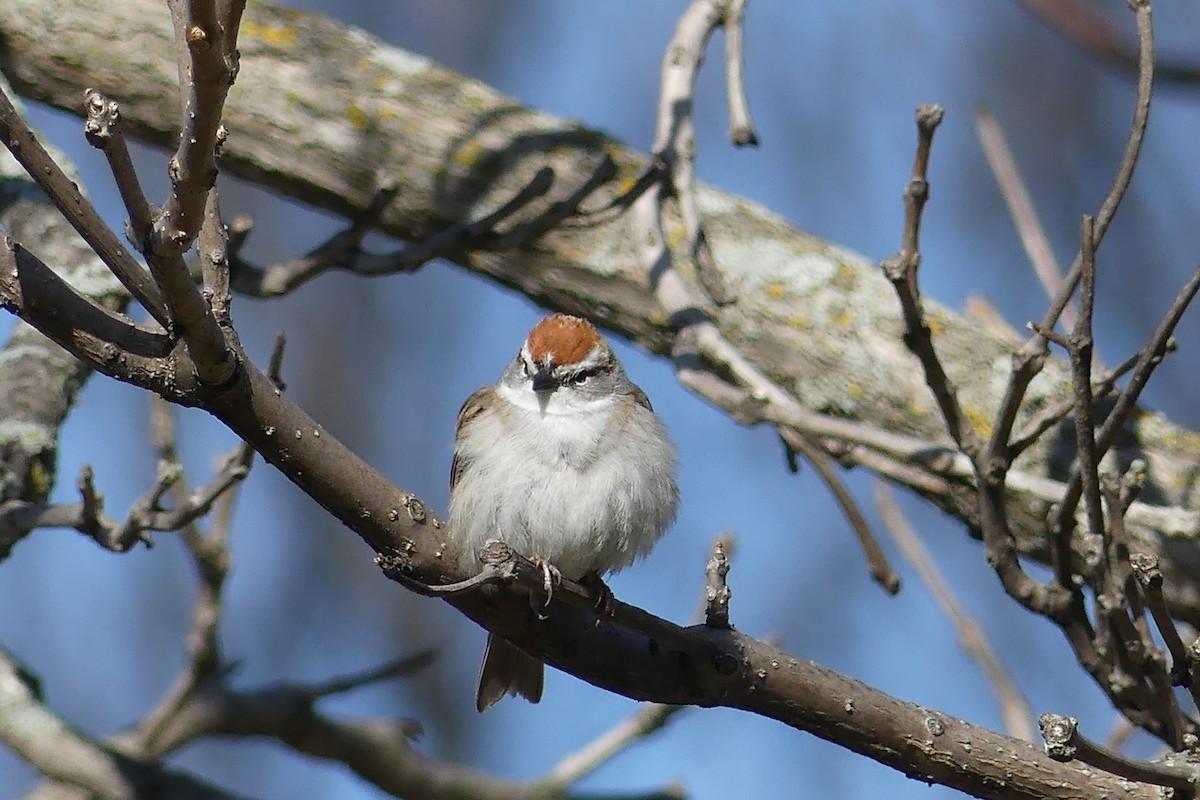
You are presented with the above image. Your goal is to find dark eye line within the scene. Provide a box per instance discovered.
[569,364,608,384]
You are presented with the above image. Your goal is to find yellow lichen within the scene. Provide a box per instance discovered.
[26,460,51,503]
[453,141,483,167]
[241,21,298,47]
[765,282,785,300]
[831,263,858,291]
[963,405,992,438]
[346,103,371,131]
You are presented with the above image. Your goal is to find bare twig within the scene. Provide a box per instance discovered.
[1008,349,1144,457]
[83,89,155,255]
[782,430,900,595]
[230,160,618,298]
[641,0,739,307]
[974,107,1074,330]
[0,81,171,327]
[135,397,229,749]
[198,187,232,324]
[1049,263,1200,558]
[1038,713,1196,792]
[703,532,733,628]
[118,0,239,388]
[674,358,1200,540]
[544,703,685,790]
[874,482,1035,742]
[304,651,437,699]
[0,648,250,800]
[988,0,1154,458]
[158,0,236,258]
[1092,266,1200,471]
[1130,552,1200,713]
[1053,216,1102,587]
[722,0,757,146]
[880,105,976,454]
[217,0,246,69]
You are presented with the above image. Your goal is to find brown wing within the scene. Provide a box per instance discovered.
[629,382,653,412]
[450,386,496,492]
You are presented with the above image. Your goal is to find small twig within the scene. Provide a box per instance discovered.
[1051,262,1200,555]
[782,430,900,595]
[703,532,734,628]
[115,0,239,390]
[305,651,437,699]
[137,398,225,753]
[874,481,1035,741]
[880,105,976,455]
[1105,715,1137,752]
[1130,553,1200,712]
[218,0,246,71]
[544,702,684,790]
[490,159,617,248]
[157,0,236,258]
[722,0,757,146]
[258,336,284,394]
[641,0,739,307]
[198,187,232,324]
[672,355,1200,540]
[986,0,1154,455]
[84,88,155,255]
[1008,349,1144,457]
[0,649,249,800]
[1092,265,1200,470]
[1038,712,1196,792]
[230,164,583,298]
[974,106,1074,330]
[1053,216,1103,587]
[0,81,171,328]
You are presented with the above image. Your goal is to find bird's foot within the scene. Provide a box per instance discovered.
[530,559,562,620]
[579,571,616,618]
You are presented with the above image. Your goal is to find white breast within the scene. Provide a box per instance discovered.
[448,386,678,579]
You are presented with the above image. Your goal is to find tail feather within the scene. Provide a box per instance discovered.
[476,634,544,712]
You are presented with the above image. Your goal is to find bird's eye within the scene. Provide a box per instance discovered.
[569,367,601,385]
[522,361,532,377]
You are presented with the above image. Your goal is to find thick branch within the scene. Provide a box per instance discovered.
[4,6,1200,609]
[9,7,1200,614]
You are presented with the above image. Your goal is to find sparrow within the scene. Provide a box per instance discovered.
[448,313,678,711]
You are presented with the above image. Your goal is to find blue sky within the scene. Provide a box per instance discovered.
[5,2,1200,798]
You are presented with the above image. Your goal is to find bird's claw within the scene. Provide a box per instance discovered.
[530,559,562,620]
[579,571,616,618]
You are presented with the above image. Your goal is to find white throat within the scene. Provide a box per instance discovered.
[495,381,619,468]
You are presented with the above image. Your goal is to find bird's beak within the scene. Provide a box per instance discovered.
[531,368,557,393]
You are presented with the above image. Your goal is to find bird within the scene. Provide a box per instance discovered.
[448,313,679,711]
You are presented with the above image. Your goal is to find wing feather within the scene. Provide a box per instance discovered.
[450,386,495,491]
